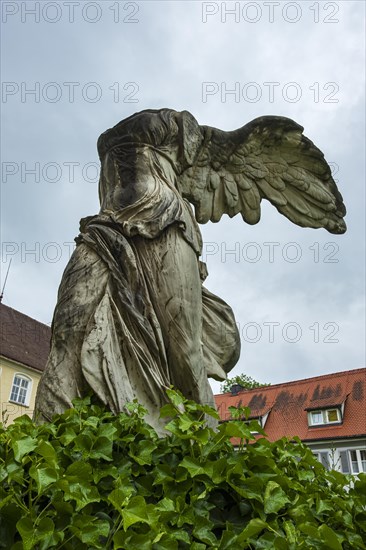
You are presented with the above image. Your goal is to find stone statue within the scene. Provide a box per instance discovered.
[34,109,346,430]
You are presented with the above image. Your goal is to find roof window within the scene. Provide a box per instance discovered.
[308,408,342,426]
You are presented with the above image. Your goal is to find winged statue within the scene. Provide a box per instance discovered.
[34,109,346,431]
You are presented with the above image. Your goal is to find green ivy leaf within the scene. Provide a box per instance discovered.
[71,515,110,547]
[207,457,227,484]
[90,435,114,461]
[34,440,58,467]
[72,396,91,409]
[129,440,157,465]
[229,405,251,420]
[159,404,179,418]
[264,481,290,514]
[316,497,333,515]
[12,415,34,428]
[156,497,176,513]
[29,464,59,494]
[57,461,100,511]
[219,530,241,550]
[177,413,199,433]
[122,495,159,530]
[185,402,220,419]
[345,532,366,549]
[228,476,264,502]
[108,485,135,513]
[3,462,25,485]
[298,521,319,539]
[318,524,344,550]
[92,463,118,483]
[191,543,206,550]
[16,517,55,550]
[73,433,93,455]
[180,457,206,478]
[352,473,366,507]
[12,436,37,462]
[152,534,179,550]
[237,518,268,542]
[114,530,154,550]
[58,426,77,445]
[217,422,254,440]
[283,520,297,544]
[152,463,175,487]
[192,427,211,445]
[298,470,315,482]
[0,501,23,549]
[165,388,186,407]
[0,465,6,484]
[192,515,216,545]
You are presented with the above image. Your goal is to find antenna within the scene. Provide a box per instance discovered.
[0,258,12,303]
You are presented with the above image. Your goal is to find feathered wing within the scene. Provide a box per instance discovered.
[178,115,346,234]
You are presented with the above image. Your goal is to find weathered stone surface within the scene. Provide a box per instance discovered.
[34,109,346,431]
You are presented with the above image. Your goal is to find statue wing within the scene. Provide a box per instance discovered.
[179,115,346,234]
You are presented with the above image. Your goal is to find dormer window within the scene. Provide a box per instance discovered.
[308,408,341,426]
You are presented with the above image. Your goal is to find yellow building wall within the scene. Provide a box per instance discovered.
[0,356,41,425]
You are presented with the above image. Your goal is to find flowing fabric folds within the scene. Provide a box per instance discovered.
[34,216,240,431]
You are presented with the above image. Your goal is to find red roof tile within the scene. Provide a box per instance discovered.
[215,369,366,443]
[0,303,51,372]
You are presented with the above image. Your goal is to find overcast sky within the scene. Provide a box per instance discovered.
[1,0,365,394]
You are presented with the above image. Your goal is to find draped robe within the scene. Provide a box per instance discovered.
[34,110,240,431]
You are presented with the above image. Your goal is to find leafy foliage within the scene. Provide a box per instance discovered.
[220,374,270,393]
[0,390,365,549]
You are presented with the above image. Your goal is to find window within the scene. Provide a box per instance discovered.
[327,409,339,422]
[9,374,32,406]
[311,412,323,425]
[308,408,341,426]
[349,450,366,474]
[339,449,366,474]
[312,451,330,470]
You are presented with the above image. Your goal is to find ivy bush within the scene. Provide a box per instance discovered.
[0,389,365,549]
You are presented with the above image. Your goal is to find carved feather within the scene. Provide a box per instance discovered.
[179,114,346,234]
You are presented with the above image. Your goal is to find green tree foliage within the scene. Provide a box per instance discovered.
[0,390,365,549]
[220,374,270,393]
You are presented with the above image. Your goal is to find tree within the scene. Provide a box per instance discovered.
[221,374,270,393]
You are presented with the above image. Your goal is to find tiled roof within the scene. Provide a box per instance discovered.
[0,303,51,372]
[215,368,366,443]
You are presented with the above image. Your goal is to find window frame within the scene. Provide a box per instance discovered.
[308,407,341,426]
[9,373,33,407]
[349,449,366,474]
[312,451,330,470]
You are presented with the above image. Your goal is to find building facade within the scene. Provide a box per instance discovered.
[215,368,366,475]
[0,303,50,424]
